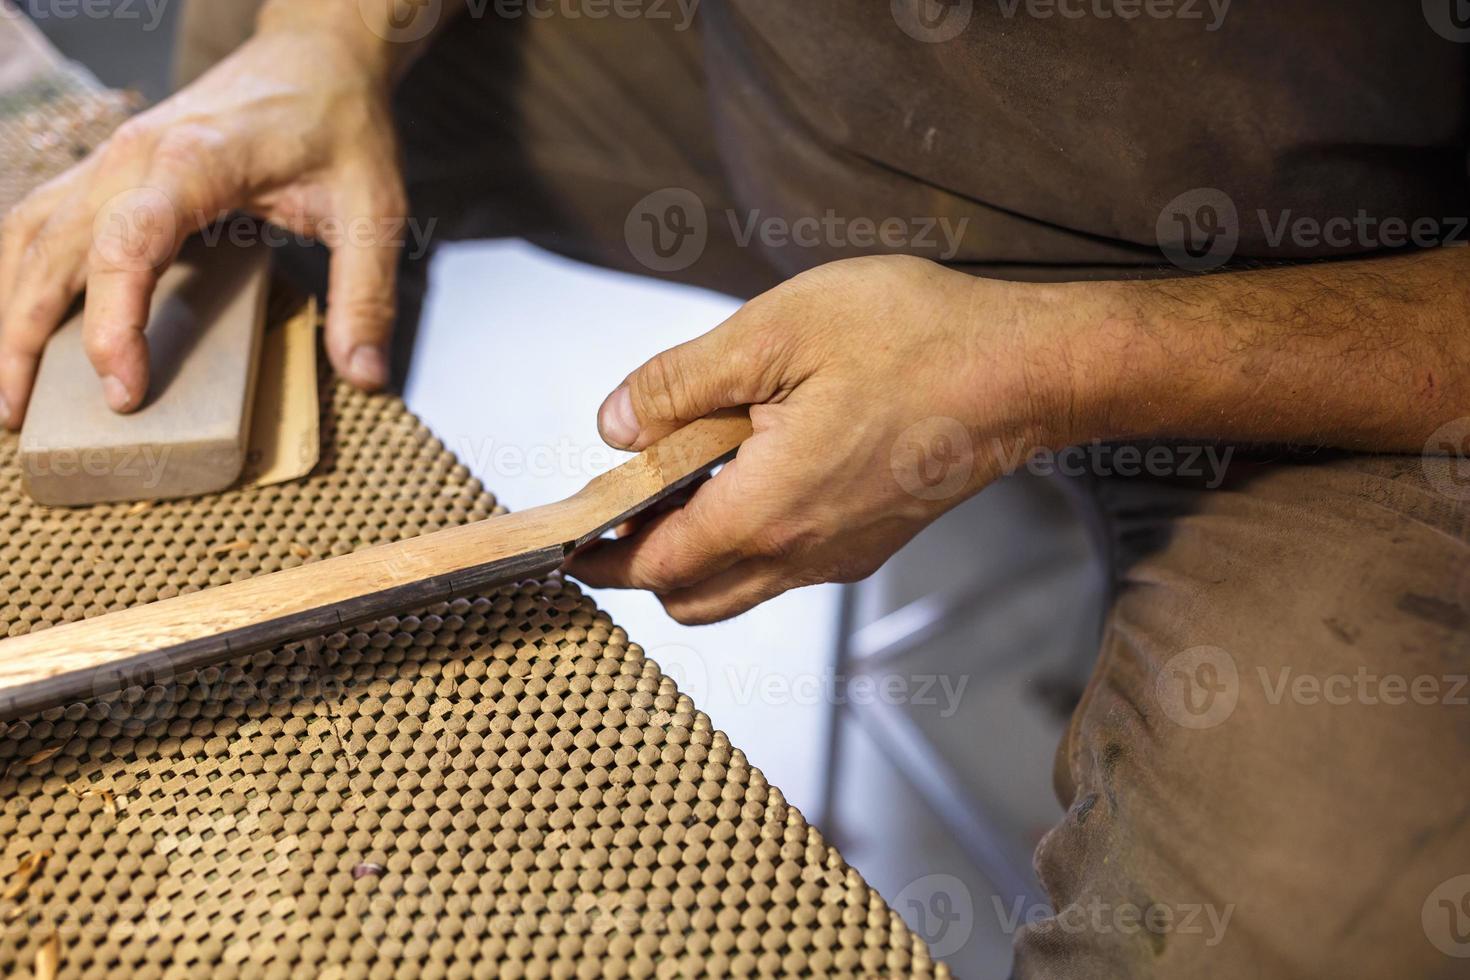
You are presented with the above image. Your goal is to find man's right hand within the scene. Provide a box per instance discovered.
[0,17,411,429]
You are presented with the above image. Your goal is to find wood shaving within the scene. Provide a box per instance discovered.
[2,850,51,919]
[34,931,59,980]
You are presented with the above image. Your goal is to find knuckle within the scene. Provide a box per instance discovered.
[739,282,787,320]
[752,520,820,562]
[375,212,408,244]
[751,531,792,561]
[718,520,763,563]
[633,351,686,423]
[104,118,154,158]
[2,206,36,245]
[333,293,397,334]
[2,298,64,352]
[683,512,737,568]
[150,124,222,168]
[83,323,138,363]
[20,234,55,270]
[152,147,233,215]
[372,185,409,225]
[19,294,64,334]
[726,325,784,390]
[629,550,679,594]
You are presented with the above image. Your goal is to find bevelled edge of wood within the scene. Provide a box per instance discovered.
[0,545,567,719]
[0,409,753,720]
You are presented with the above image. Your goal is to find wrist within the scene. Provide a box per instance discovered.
[256,0,441,83]
[981,278,1117,454]
[1013,277,1171,451]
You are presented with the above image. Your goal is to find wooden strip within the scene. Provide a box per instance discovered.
[0,410,752,719]
[238,294,321,490]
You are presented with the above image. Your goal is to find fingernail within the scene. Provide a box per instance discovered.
[102,375,132,412]
[0,392,11,429]
[599,385,640,449]
[348,345,388,388]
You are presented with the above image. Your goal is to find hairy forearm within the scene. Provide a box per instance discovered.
[257,0,466,82]
[1054,247,1470,453]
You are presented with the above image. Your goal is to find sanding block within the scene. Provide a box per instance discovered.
[18,237,271,506]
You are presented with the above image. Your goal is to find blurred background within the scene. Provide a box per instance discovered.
[20,3,1105,973]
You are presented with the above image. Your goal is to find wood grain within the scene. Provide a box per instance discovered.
[19,238,270,506]
[0,409,752,719]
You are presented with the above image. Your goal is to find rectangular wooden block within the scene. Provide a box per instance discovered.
[18,238,271,506]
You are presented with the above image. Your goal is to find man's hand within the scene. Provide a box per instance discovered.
[564,255,1074,624]
[567,241,1470,625]
[0,17,409,429]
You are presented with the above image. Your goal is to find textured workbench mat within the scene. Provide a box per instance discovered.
[0,379,948,979]
[0,10,137,217]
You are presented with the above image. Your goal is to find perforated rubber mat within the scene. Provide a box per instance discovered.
[0,28,138,217]
[0,376,948,979]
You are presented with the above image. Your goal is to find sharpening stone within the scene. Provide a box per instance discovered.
[18,237,270,507]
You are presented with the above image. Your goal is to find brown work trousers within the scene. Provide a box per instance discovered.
[176,7,1470,978]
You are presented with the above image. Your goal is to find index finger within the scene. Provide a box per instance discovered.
[82,184,184,412]
[564,458,756,593]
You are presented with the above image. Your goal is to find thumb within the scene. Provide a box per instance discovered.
[598,312,789,451]
[323,190,404,391]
